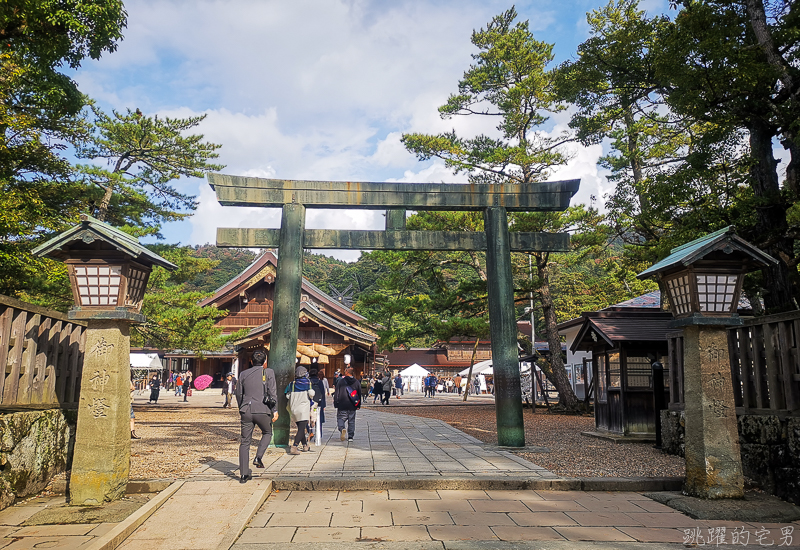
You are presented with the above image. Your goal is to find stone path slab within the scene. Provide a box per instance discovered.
[115,479,270,550]
[231,489,800,549]
[190,409,556,481]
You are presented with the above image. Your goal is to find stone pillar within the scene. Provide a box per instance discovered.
[682,324,744,499]
[70,319,131,505]
[484,206,525,448]
[269,203,306,447]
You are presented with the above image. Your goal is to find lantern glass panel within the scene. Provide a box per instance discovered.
[126,266,148,306]
[666,274,693,315]
[74,265,122,306]
[697,273,739,313]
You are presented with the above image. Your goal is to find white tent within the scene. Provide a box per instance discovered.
[130,353,162,370]
[399,363,429,393]
[459,360,533,377]
[399,364,429,376]
[458,359,493,377]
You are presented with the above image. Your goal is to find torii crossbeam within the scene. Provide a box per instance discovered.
[209,173,580,448]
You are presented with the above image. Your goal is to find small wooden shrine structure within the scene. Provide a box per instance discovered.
[570,299,673,437]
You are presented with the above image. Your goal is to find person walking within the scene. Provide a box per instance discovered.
[394,374,403,398]
[334,366,360,442]
[130,377,140,439]
[380,372,392,405]
[222,372,237,408]
[234,348,278,483]
[147,374,161,404]
[454,375,462,395]
[372,375,383,404]
[175,374,183,396]
[308,367,326,440]
[285,366,315,455]
[183,371,193,402]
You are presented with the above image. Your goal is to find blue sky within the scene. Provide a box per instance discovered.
[74,0,670,261]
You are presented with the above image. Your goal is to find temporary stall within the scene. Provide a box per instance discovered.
[458,360,493,377]
[130,353,163,387]
[399,363,429,392]
[130,353,162,371]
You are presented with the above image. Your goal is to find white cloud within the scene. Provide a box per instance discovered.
[76,0,656,261]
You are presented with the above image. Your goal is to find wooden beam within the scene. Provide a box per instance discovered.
[208,173,579,212]
[217,228,570,252]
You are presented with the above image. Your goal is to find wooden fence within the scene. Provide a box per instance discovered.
[667,310,800,417]
[0,295,86,410]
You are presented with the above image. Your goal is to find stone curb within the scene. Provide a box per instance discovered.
[215,481,272,550]
[80,479,184,550]
[270,476,683,492]
[48,478,175,496]
[230,541,688,550]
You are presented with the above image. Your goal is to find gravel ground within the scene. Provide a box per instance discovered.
[391,404,686,479]
[129,405,242,479]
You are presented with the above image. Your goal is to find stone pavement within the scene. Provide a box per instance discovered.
[0,494,119,550]
[2,407,799,550]
[190,409,554,481]
[232,488,800,548]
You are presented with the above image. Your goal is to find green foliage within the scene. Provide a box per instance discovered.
[301,251,347,291]
[559,0,800,311]
[134,244,247,353]
[402,7,570,184]
[0,0,125,301]
[76,105,224,233]
[359,237,489,350]
[184,245,257,294]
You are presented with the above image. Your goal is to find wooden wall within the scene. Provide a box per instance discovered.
[0,295,85,409]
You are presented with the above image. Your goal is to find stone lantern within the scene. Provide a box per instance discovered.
[33,214,176,505]
[638,226,777,498]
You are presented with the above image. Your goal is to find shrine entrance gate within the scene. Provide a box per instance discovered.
[208,174,579,448]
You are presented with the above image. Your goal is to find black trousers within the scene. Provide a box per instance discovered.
[239,411,272,477]
[382,390,391,404]
[293,420,308,446]
[149,389,159,403]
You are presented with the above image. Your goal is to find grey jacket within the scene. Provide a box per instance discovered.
[235,366,278,415]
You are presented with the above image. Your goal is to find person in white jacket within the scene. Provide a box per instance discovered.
[285,366,315,455]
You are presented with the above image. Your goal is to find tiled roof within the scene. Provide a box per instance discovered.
[239,301,375,347]
[609,291,661,309]
[199,249,366,323]
[570,311,675,352]
[32,214,177,270]
[638,226,777,278]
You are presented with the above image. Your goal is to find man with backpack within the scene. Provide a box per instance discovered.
[333,366,360,442]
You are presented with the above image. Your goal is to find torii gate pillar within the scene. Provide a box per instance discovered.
[269,203,305,446]
[485,207,525,447]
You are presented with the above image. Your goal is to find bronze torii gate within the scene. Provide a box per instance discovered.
[208,173,579,448]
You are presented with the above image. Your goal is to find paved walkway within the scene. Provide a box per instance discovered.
[232,488,800,548]
[191,409,555,481]
[2,407,799,550]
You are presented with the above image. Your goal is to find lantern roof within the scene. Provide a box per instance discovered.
[637,226,777,280]
[32,214,178,271]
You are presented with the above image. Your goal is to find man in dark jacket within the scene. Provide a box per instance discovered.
[234,348,278,483]
[333,366,359,442]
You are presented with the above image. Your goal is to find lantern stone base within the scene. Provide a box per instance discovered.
[69,320,131,506]
[682,324,744,499]
[68,307,146,323]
